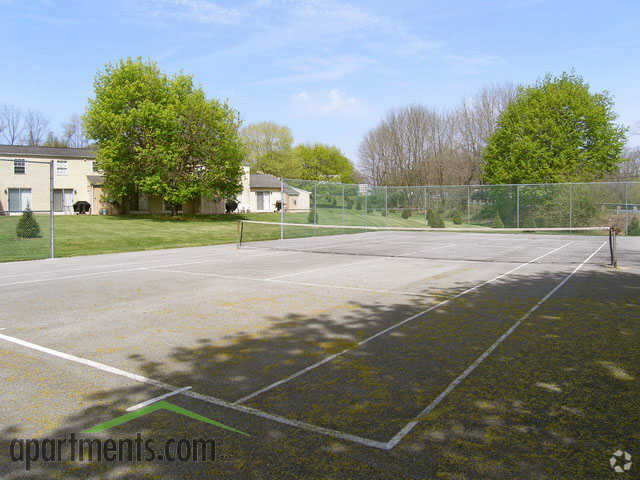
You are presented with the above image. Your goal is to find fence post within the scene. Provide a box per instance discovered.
[49,160,55,258]
[280,178,284,239]
[385,186,388,223]
[569,183,573,229]
[364,187,367,227]
[516,185,520,228]
[424,187,428,224]
[342,183,345,225]
[467,185,471,225]
[313,183,317,225]
[625,182,629,235]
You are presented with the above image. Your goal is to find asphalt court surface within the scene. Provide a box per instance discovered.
[0,231,638,477]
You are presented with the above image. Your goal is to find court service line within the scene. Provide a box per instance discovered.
[264,244,454,281]
[150,267,437,298]
[385,240,607,449]
[0,248,301,286]
[231,241,574,405]
[127,386,192,411]
[0,248,303,288]
[0,333,388,449]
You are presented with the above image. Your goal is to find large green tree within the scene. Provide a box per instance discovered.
[240,121,296,178]
[84,58,244,214]
[483,72,627,184]
[291,143,355,182]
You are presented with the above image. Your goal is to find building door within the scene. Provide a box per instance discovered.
[8,188,32,212]
[53,189,74,213]
[256,191,270,211]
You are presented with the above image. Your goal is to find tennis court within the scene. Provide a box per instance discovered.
[0,224,638,478]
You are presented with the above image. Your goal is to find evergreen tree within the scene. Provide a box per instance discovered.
[16,208,41,238]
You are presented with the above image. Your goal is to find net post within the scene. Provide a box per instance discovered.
[237,220,244,249]
[49,160,54,259]
[609,226,617,267]
[280,178,284,240]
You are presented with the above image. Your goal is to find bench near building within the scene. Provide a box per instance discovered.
[0,145,310,215]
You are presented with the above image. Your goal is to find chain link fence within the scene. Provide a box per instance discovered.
[0,158,54,262]
[282,178,640,234]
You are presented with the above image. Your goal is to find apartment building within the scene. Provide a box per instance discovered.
[0,145,309,215]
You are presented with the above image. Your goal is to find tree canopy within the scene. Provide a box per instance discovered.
[290,143,355,183]
[483,72,627,184]
[240,121,356,182]
[240,121,295,178]
[84,58,244,213]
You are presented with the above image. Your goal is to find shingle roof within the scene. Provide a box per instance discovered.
[250,174,299,195]
[86,175,105,185]
[0,144,96,159]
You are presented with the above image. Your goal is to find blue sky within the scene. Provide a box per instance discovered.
[1,0,638,164]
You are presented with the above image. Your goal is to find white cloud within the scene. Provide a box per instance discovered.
[445,54,504,74]
[129,0,244,25]
[257,55,374,85]
[292,89,366,117]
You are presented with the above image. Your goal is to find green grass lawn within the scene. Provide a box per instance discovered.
[0,208,489,263]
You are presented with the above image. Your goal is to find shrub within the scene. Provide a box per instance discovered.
[225,199,239,213]
[307,209,317,224]
[274,200,282,212]
[432,211,445,228]
[355,198,362,210]
[346,197,354,209]
[401,208,411,219]
[452,211,463,225]
[16,208,41,238]
[427,209,444,228]
[493,211,505,228]
[629,217,640,236]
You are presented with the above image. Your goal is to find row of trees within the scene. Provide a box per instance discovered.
[240,121,358,183]
[359,83,518,186]
[0,105,88,148]
[360,73,630,186]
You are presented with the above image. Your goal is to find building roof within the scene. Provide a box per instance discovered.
[0,144,96,159]
[250,174,299,195]
[86,175,105,186]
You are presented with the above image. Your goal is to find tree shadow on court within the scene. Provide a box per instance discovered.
[1,264,639,479]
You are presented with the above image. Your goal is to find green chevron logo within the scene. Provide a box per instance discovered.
[83,400,249,436]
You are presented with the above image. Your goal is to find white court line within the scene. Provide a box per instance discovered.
[0,248,304,289]
[385,240,607,449]
[0,333,387,449]
[150,268,436,299]
[126,386,192,411]
[0,248,297,284]
[231,241,574,405]
[262,245,454,281]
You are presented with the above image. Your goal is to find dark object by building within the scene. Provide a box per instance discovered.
[73,201,91,214]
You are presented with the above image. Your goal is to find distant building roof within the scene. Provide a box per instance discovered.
[0,144,96,159]
[87,175,105,185]
[250,174,299,195]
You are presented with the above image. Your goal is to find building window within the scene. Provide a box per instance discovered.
[256,191,271,211]
[8,188,32,212]
[92,161,99,173]
[13,159,26,175]
[53,189,74,213]
[56,160,68,176]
